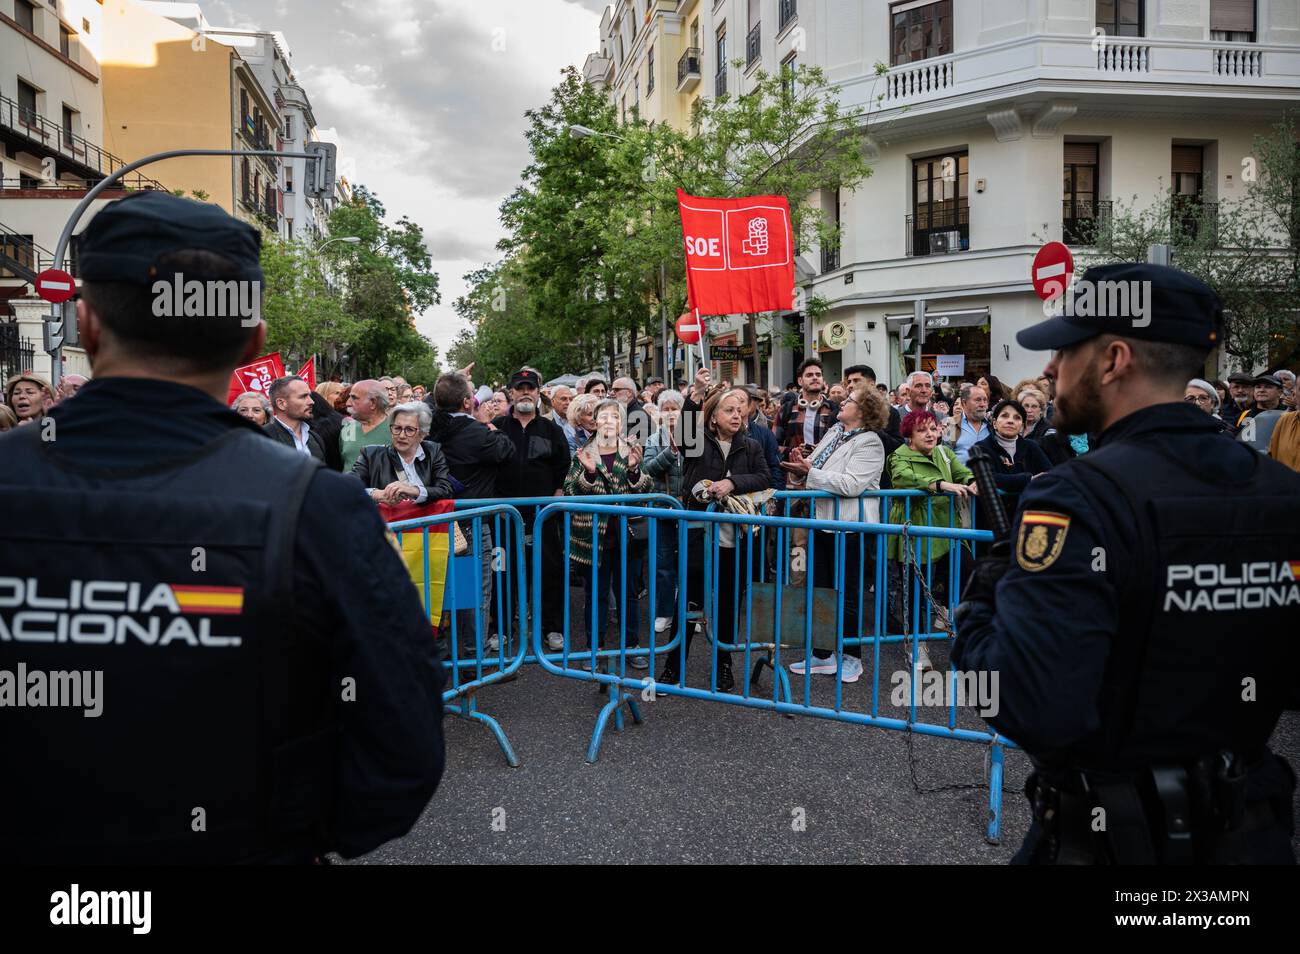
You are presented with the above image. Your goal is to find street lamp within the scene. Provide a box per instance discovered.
[316,236,361,253]
[568,124,626,142]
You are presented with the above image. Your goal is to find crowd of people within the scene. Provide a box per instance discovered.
[5,354,1296,688]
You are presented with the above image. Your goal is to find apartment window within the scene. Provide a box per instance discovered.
[781,52,798,99]
[746,0,761,68]
[62,105,76,140]
[822,187,841,272]
[891,1,952,66]
[715,23,727,96]
[647,44,655,94]
[16,80,38,126]
[1095,0,1142,38]
[241,157,251,199]
[284,115,294,140]
[910,152,969,256]
[1210,0,1256,42]
[1063,142,1101,245]
[60,26,73,58]
[240,90,250,128]
[15,1,35,33]
[284,166,294,193]
[690,19,700,49]
[82,18,90,34]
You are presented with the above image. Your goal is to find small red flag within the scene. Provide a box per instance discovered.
[226,352,286,405]
[677,188,795,317]
[296,357,317,391]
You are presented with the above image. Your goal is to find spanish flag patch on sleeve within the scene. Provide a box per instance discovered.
[1016,511,1071,572]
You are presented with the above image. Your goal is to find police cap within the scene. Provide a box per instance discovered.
[76,191,263,285]
[1017,262,1222,352]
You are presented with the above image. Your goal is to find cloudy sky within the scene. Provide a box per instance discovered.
[209,0,608,359]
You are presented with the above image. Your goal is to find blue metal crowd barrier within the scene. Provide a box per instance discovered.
[388,504,529,767]
[530,497,1017,843]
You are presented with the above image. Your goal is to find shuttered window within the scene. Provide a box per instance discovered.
[1172,146,1204,175]
[1211,0,1255,35]
[1064,142,1099,166]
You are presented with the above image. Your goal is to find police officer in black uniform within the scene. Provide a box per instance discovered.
[0,192,445,863]
[953,262,1300,865]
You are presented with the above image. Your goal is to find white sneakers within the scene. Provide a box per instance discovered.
[654,617,671,634]
[788,654,863,683]
[546,632,564,651]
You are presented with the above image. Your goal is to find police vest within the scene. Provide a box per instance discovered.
[0,426,333,863]
[1067,442,1300,771]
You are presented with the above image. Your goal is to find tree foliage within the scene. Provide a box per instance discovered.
[457,61,874,384]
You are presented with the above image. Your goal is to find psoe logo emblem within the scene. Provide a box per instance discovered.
[741,217,770,256]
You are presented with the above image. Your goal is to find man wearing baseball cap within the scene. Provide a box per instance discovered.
[953,262,1300,865]
[0,191,445,863]
[492,366,572,650]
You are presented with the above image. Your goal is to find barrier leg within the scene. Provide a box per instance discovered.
[986,741,1004,845]
[587,682,643,763]
[445,694,520,768]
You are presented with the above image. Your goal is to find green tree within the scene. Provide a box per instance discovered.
[260,237,362,369]
[325,186,442,379]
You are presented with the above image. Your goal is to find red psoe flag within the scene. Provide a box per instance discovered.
[296,357,317,391]
[676,188,795,316]
[226,351,286,405]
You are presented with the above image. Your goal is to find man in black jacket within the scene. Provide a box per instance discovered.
[0,190,443,864]
[264,375,326,463]
[426,371,517,646]
[492,369,571,650]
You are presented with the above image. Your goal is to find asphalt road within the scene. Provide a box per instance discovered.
[353,636,1300,864]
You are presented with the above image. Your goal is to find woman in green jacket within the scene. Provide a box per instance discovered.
[563,399,654,667]
[888,409,978,669]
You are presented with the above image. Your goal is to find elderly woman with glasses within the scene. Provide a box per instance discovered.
[231,390,272,426]
[1184,377,1233,434]
[352,400,454,506]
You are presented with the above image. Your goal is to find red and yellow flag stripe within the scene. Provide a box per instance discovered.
[170,585,245,615]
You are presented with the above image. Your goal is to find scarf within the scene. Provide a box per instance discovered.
[811,423,863,469]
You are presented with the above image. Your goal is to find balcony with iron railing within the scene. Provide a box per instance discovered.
[905,205,970,257]
[677,47,702,91]
[746,23,761,69]
[0,223,78,282]
[0,93,167,190]
[821,244,840,273]
[1171,198,1220,245]
[855,35,1298,117]
[779,0,797,33]
[1062,198,1113,246]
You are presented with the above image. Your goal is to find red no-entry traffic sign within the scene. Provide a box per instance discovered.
[675,312,704,344]
[35,268,76,304]
[1031,242,1073,301]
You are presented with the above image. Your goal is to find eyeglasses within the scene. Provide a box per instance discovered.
[391,425,421,436]
[1183,395,1213,405]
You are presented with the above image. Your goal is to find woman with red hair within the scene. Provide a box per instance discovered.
[887,409,977,670]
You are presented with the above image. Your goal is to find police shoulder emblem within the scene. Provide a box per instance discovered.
[1016,511,1071,572]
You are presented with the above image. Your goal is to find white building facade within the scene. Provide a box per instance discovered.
[619,0,1300,388]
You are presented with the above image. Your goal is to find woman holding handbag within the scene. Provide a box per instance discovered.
[780,381,889,683]
[563,400,654,669]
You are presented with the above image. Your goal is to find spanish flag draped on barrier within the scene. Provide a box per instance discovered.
[381,498,455,629]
